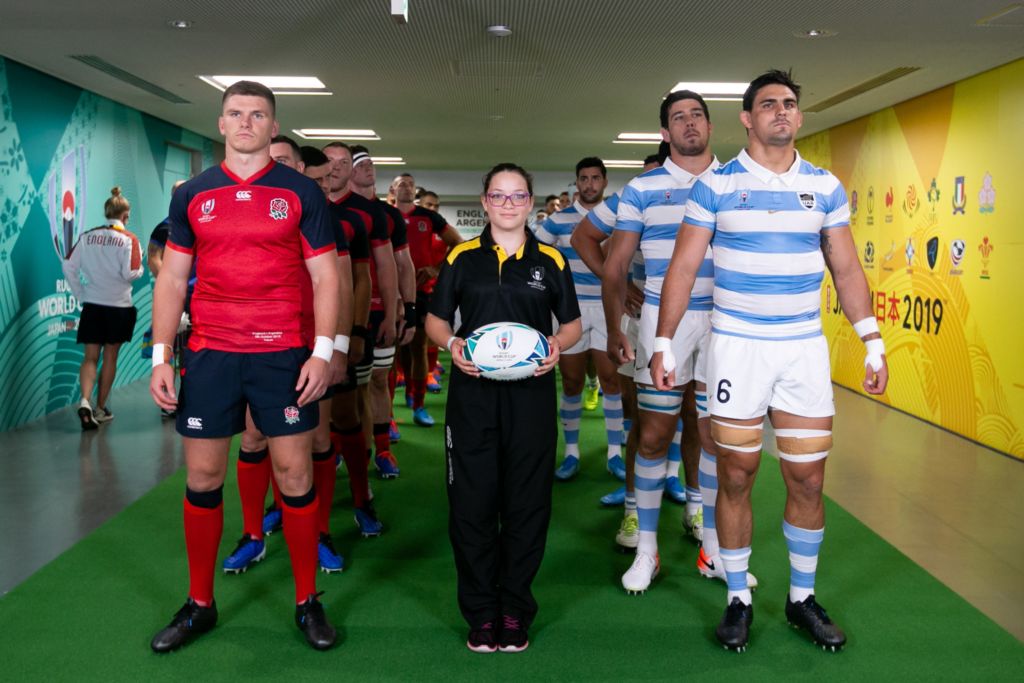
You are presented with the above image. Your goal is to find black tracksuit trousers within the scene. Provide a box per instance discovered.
[444,371,556,629]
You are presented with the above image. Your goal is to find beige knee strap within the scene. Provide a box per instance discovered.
[775,428,832,463]
[711,419,763,454]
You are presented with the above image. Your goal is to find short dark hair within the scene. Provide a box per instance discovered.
[322,141,351,153]
[222,80,275,115]
[300,146,329,168]
[271,135,301,157]
[575,156,606,178]
[643,152,661,166]
[349,144,370,156]
[482,162,534,196]
[657,141,670,164]
[660,90,710,128]
[419,190,438,202]
[544,194,558,204]
[743,69,801,111]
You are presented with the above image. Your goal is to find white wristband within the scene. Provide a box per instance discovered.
[333,334,350,354]
[864,338,886,372]
[446,336,457,352]
[853,316,880,339]
[653,336,676,374]
[312,335,334,362]
[151,343,170,368]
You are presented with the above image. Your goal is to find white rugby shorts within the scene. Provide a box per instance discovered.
[564,300,608,355]
[635,303,710,387]
[706,332,835,420]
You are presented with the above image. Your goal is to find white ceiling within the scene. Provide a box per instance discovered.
[1,0,1022,171]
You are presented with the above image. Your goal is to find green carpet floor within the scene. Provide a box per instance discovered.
[1,373,1021,681]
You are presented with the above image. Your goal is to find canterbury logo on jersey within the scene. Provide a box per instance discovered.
[236,190,252,201]
[186,417,203,430]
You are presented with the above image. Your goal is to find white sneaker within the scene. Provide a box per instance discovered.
[94,406,114,424]
[621,551,659,594]
[684,507,704,543]
[697,547,759,589]
[77,399,97,431]
[615,512,639,549]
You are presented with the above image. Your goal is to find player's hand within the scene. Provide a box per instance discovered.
[416,267,438,287]
[650,351,676,392]
[606,329,634,366]
[450,338,480,377]
[349,335,365,365]
[329,351,348,386]
[379,314,397,347]
[150,363,178,410]
[625,282,644,317]
[535,336,561,376]
[296,357,329,407]
[863,353,889,395]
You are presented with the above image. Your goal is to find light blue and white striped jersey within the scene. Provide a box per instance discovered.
[615,158,718,308]
[535,200,602,301]
[587,192,645,288]
[685,149,849,341]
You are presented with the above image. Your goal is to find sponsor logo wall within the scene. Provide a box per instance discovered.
[799,58,1023,459]
[0,57,216,431]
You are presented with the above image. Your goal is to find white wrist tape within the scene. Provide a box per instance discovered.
[333,334,350,354]
[864,338,886,372]
[853,316,880,339]
[312,335,334,362]
[446,336,457,352]
[653,336,676,374]
[151,343,170,368]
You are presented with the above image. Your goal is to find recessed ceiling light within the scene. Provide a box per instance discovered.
[602,159,644,168]
[292,129,381,141]
[487,24,512,37]
[372,157,405,165]
[167,19,193,29]
[613,132,661,144]
[199,75,331,95]
[670,81,748,96]
[794,28,837,38]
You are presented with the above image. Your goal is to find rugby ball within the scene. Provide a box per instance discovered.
[463,322,550,381]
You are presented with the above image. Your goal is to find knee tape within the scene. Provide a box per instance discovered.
[710,419,763,454]
[373,346,396,369]
[637,387,684,415]
[695,390,709,419]
[775,428,832,463]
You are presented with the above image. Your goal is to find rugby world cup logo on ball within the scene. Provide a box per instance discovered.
[464,322,549,381]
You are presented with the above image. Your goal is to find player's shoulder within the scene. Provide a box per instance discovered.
[535,240,567,270]
[262,162,323,197]
[445,236,483,265]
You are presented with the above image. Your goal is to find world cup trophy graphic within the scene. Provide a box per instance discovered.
[47,146,87,260]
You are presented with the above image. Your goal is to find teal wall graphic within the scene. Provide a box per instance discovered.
[0,57,217,430]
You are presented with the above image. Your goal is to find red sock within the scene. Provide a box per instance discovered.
[428,346,438,371]
[183,496,223,607]
[236,450,270,539]
[410,378,426,409]
[387,366,398,403]
[312,449,336,535]
[281,489,319,604]
[373,423,390,456]
[339,427,369,508]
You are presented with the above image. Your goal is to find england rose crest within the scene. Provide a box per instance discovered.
[284,406,300,424]
[269,198,289,220]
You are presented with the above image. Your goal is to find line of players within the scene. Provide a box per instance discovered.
[536,70,888,652]
[148,80,462,652]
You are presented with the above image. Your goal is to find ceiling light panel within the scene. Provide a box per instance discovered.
[293,129,381,140]
[199,75,329,94]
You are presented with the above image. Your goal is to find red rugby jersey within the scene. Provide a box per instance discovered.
[402,205,448,293]
[333,191,391,311]
[167,161,335,352]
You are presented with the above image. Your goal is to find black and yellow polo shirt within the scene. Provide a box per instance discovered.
[429,224,580,339]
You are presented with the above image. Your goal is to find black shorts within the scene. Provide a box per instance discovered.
[77,303,137,345]
[176,347,318,438]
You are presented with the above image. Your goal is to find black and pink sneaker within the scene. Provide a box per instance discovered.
[466,622,497,653]
[498,615,529,653]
